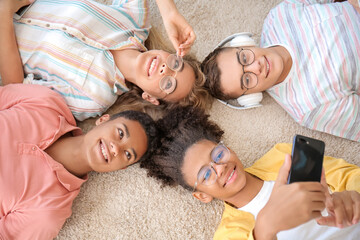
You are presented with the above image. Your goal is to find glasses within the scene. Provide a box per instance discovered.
[236,48,258,96]
[192,142,230,192]
[159,54,184,95]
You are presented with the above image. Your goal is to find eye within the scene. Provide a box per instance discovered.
[118,128,124,139]
[242,53,248,65]
[201,168,212,183]
[214,150,224,163]
[164,79,173,90]
[243,74,251,87]
[124,150,132,161]
[172,59,180,70]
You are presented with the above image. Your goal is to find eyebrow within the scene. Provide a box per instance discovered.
[122,123,137,160]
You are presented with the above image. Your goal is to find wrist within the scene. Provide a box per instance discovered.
[254,210,277,240]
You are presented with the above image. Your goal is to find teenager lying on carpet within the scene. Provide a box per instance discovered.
[0,84,157,238]
[142,106,360,240]
[201,0,360,142]
[0,0,209,121]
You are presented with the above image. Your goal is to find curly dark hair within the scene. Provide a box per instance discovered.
[201,47,233,101]
[140,106,224,191]
[110,111,158,164]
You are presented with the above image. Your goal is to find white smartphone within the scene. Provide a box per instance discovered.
[13,2,35,20]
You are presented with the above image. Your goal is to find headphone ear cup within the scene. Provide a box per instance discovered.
[237,93,263,107]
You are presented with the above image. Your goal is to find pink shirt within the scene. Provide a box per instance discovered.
[0,84,86,240]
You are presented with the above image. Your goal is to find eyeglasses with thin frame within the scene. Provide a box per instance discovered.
[236,48,258,97]
[159,54,184,96]
[192,141,230,192]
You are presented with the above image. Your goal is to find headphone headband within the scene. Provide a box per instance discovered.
[215,32,255,49]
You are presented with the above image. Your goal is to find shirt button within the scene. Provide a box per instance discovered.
[32,146,36,151]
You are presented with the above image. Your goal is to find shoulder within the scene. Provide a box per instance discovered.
[214,202,256,240]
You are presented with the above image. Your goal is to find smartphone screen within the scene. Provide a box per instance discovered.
[287,135,325,184]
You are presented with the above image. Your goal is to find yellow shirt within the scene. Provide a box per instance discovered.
[214,143,360,240]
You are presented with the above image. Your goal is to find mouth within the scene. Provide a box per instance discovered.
[148,56,158,77]
[265,56,270,78]
[99,140,109,163]
[223,166,237,187]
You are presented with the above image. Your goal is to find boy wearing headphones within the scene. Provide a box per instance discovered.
[201,0,360,142]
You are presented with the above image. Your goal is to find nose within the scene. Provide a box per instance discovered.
[212,162,226,178]
[159,63,172,76]
[244,59,261,75]
[110,141,119,157]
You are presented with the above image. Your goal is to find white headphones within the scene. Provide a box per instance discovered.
[215,32,263,110]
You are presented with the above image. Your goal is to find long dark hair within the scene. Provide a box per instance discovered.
[140,106,224,191]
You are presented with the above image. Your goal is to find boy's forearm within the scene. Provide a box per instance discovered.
[0,11,24,85]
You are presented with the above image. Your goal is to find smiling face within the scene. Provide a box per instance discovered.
[134,50,196,102]
[182,140,247,201]
[217,46,288,99]
[83,115,148,173]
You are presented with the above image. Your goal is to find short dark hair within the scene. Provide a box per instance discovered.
[111,111,158,163]
[201,47,233,101]
[140,106,224,191]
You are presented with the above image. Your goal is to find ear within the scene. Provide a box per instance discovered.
[142,92,160,105]
[192,191,214,203]
[95,114,110,126]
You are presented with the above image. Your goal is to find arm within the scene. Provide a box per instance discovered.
[0,0,31,85]
[155,0,196,57]
[348,0,360,13]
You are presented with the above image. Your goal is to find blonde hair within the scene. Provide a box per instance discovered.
[112,27,213,120]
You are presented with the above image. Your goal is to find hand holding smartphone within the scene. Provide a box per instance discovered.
[287,135,325,184]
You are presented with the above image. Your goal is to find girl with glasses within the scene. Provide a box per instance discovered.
[141,106,360,240]
[0,0,211,121]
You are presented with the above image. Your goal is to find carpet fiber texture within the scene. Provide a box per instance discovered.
[51,0,359,239]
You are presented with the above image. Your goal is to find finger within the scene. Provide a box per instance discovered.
[316,215,337,227]
[169,37,180,53]
[179,47,191,57]
[274,154,291,188]
[188,30,196,44]
[332,197,346,228]
[342,194,354,225]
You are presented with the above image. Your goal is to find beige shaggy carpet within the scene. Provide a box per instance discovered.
[5,0,359,239]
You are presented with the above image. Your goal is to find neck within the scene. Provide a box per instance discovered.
[111,49,141,84]
[273,45,292,85]
[45,134,90,178]
[225,172,264,209]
